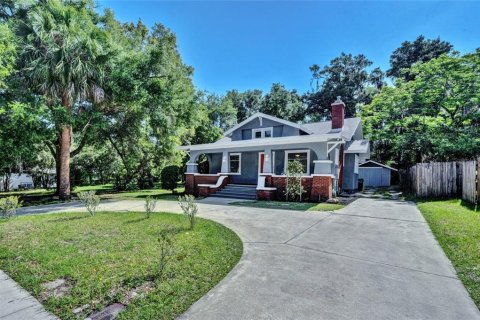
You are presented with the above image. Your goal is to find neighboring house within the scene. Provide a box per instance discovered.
[0,173,34,191]
[179,97,372,201]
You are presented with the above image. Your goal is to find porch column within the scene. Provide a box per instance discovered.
[186,151,199,174]
[263,148,273,174]
[220,151,229,173]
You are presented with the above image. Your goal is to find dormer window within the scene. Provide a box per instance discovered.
[252,127,273,139]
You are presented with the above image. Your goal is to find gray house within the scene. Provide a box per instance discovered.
[180,98,370,201]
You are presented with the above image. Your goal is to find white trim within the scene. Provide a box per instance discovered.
[327,141,344,153]
[186,162,198,166]
[222,112,314,137]
[198,176,228,189]
[272,151,276,174]
[313,160,332,164]
[178,133,341,151]
[311,174,335,178]
[229,153,242,174]
[359,160,398,171]
[258,152,265,174]
[256,187,277,191]
[271,174,313,178]
[284,149,311,175]
[252,127,273,139]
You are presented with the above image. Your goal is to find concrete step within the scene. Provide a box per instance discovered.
[210,193,256,200]
[216,191,257,197]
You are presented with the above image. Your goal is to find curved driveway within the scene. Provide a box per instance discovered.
[18,197,480,320]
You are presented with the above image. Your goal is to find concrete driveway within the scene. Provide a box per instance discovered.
[17,198,480,320]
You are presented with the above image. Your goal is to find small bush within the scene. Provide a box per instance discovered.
[178,195,198,230]
[158,228,176,275]
[285,160,306,202]
[161,165,180,193]
[77,191,100,216]
[0,196,21,218]
[145,196,157,218]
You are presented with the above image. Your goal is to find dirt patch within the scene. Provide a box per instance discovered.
[40,278,72,301]
[121,281,155,305]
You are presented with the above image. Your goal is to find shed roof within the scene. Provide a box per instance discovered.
[359,160,398,171]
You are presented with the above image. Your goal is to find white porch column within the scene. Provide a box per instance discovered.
[220,151,229,173]
[263,148,273,174]
[186,151,199,174]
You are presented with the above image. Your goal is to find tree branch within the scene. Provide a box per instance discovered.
[70,118,92,158]
[45,141,57,159]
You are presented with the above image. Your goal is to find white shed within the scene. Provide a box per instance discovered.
[358,160,397,187]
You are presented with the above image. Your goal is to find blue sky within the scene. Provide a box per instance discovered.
[98,1,480,94]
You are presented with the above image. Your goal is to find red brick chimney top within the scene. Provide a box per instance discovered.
[331,96,345,130]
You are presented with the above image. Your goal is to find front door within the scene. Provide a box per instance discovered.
[258,152,265,174]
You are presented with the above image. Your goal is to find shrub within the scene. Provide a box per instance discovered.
[145,196,157,218]
[285,160,306,202]
[178,195,198,230]
[0,196,21,218]
[77,191,100,216]
[158,227,176,275]
[161,165,180,193]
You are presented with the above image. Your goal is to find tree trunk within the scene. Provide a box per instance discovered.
[58,126,71,199]
[57,93,72,199]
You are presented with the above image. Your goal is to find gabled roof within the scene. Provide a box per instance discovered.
[178,132,343,151]
[223,112,314,136]
[359,160,398,171]
[302,117,361,141]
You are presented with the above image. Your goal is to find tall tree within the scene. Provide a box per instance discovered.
[363,50,480,168]
[261,83,304,122]
[101,15,198,189]
[0,24,15,88]
[18,0,111,198]
[387,35,453,80]
[227,89,263,122]
[305,53,381,120]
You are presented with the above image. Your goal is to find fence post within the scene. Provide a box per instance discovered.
[476,157,480,206]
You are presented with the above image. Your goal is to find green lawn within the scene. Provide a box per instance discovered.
[0,211,242,319]
[416,199,480,309]
[0,184,185,207]
[231,200,345,211]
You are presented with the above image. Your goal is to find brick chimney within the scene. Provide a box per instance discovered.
[331,96,345,129]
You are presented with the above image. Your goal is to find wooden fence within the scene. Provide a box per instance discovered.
[402,159,479,204]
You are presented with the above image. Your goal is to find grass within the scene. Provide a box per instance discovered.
[231,200,345,211]
[0,184,185,207]
[0,211,242,319]
[73,183,185,201]
[416,199,480,309]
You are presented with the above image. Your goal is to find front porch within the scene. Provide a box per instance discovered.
[184,147,338,201]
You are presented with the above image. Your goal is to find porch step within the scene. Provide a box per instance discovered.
[209,184,257,200]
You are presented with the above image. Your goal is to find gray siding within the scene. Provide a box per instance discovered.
[230,151,259,184]
[343,153,358,191]
[230,118,300,141]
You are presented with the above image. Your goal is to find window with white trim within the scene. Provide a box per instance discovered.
[285,150,310,175]
[252,127,273,139]
[229,153,241,174]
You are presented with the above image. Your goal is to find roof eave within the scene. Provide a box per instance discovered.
[178,133,342,152]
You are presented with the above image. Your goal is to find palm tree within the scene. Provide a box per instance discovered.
[19,0,109,199]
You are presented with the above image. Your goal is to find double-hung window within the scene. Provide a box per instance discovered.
[229,153,241,174]
[252,127,273,139]
[285,150,310,175]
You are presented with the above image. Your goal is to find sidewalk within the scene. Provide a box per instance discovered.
[0,270,57,320]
